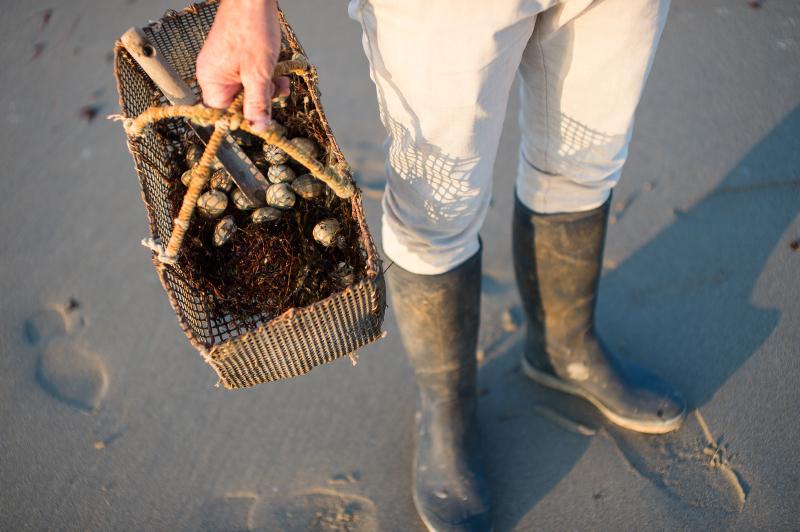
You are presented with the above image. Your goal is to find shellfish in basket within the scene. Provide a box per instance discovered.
[231,187,260,211]
[213,215,237,247]
[263,143,289,165]
[197,190,228,218]
[313,219,342,248]
[267,164,296,184]
[209,169,234,192]
[252,207,282,224]
[292,174,326,200]
[265,183,296,210]
[113,2,384,389]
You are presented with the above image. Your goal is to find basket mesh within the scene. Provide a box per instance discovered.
[114,1,385,388]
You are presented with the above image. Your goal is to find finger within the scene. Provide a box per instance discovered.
[200,79,241,109]
[273,76,290,98]
[241,71,274,132]
[196,54,241,109]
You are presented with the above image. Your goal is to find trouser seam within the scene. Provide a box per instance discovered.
[535,30,551,213]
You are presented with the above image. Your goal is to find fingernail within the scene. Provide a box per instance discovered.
[250,118,269,132]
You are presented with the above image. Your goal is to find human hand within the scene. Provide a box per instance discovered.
[196,0,290,131]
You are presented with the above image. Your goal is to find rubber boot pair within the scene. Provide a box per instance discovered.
[387,196,686,531]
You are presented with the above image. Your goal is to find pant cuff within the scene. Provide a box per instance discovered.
[381,214,481,275]
[515,156,615,214]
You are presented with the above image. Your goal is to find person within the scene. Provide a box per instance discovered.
[197,0,687,529]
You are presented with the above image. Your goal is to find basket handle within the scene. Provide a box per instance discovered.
[120,28,198,106]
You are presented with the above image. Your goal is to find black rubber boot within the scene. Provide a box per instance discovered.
[513,196,687,434]
[387,250,491,532]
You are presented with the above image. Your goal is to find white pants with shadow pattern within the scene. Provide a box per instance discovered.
[349,0,670,274]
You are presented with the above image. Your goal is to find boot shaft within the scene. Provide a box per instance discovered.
[386,250,482,398]
[512,197,610,358]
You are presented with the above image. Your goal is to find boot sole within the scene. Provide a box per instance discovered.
[520,354,686,434]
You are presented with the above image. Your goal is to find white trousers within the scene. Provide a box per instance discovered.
[349,0,670,274]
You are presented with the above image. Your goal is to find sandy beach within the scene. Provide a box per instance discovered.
[1,0,799,530]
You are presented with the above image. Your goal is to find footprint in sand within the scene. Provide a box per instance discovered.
[266,487,378,532]
[605,410,748,515]
[24,299,108,412]
[529,383,747,516]
[199,492,258,532]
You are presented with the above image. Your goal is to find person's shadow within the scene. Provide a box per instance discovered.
[479,105,800,530]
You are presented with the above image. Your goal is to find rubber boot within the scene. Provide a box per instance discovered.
[512,196,687,434]
[387,250,491,532]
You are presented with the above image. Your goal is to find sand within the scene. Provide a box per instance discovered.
[1,0,798,530]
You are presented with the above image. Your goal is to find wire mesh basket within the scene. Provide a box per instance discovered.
[113,1,385,389]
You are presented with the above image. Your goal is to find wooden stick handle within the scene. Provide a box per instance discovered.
[120,27,198,106]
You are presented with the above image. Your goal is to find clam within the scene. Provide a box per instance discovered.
[210,169,234,192]
[268,121,288,138]
[197,190,228,218]
[180,169,195,187]
[212,215,236,247]
[231,188,259,211]
[185,143,203,166]
[252,207,282,224]
[290,137,321,159]
[312,218,341,247]
[336,261,355,286]
[291,174,326,200]
[268,164,296,184]
[263,143,289,165]
[265,183,296,210]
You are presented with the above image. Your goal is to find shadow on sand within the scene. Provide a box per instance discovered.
[480,106,800,530]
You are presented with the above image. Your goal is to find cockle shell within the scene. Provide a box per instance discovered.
[268,121,288,138]
[251,207,282,223]
[267,164,296,184]
[180,169,192,187]
[336,261,355,286]
[291,174,326,200]
[265,183,296,210]
[313,218,341,247]
[185,144,203,166]
[289,137,321,159]
[213,216,236,247]
[263,143,289,165]
[196,190,228,218]
[231,188,259,211]
[209,169,234,192]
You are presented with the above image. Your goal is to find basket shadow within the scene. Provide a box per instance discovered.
[479,105,800,530]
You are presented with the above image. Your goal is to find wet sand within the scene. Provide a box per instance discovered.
[1,0,798,530]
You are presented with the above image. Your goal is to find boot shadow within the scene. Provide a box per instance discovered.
[480,106,800,530]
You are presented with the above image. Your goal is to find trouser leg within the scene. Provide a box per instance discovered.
[516,0,671,213]
[350,0,539,274]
